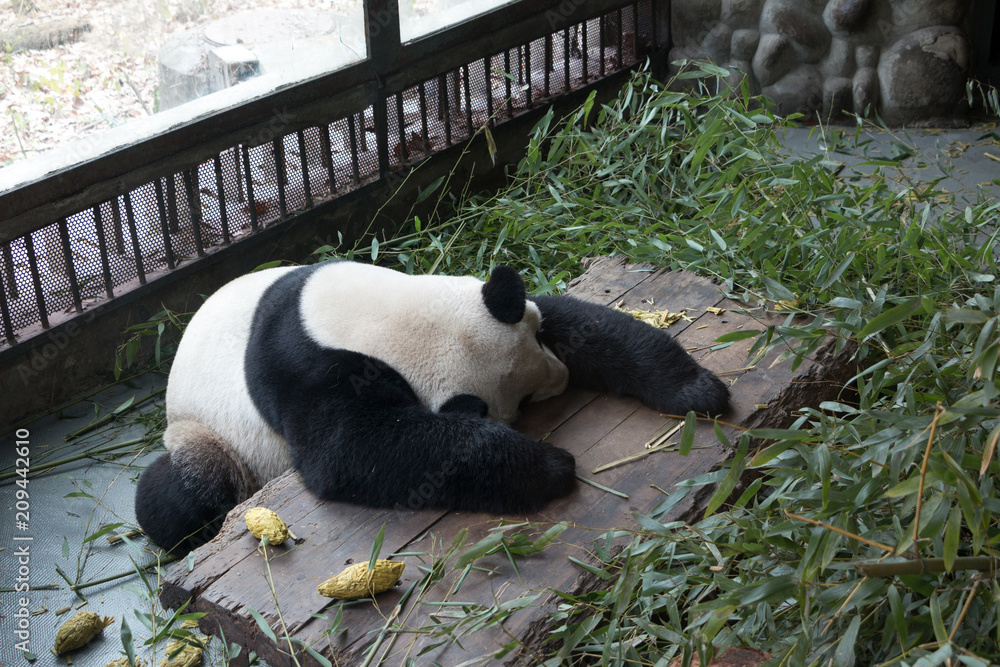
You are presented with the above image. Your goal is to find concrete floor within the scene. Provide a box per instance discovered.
[0,119,997,666]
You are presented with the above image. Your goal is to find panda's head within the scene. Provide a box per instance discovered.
[446,265,569,423]
[300,261,569,424]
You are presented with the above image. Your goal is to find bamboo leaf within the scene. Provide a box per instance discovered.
[679,411,697,456]
[704,436,748,518]
[247,608,277,643]
[713,329,761,343]
[943,506,961,572]
[369,523,386,570]
[833,615,861,667]
[857,299,921,339]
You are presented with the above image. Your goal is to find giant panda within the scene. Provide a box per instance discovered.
[135,261,729,553]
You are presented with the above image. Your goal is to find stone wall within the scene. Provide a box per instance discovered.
[670,0,974,125]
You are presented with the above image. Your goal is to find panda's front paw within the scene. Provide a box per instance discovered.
[525,444,576,508]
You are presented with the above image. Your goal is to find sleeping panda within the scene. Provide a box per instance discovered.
[135,260,729,553]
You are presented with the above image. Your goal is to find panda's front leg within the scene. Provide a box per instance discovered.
[530,294,730,416]
[274,352,576,515]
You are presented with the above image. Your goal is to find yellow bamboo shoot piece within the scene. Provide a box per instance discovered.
[317,560,405,600]
[54,610,114,654]
[245,507,290,546]
[158,640,202,667]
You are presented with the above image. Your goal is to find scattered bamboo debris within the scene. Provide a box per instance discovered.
[592,422,684,474]
[614,301,690,328]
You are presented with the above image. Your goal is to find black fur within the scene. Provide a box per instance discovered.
[530,294,730,416]
[245,268,576,515]
[439,393,490,417]
[135,449,242,555]
[481,266,526,324]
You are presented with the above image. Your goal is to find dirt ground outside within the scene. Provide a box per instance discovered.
[0,0,442,171]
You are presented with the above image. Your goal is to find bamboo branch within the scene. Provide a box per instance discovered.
[854,557,998,578]
[785,510,895,554]
[65,386,165,440]
[912,403,944,558]
[70,554,178,591]
[0,437,153,480]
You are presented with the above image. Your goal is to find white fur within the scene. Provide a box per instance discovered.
[165,267,295,487]
[165,262,569,486]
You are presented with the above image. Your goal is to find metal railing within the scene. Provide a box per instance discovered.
[0,0,662,360]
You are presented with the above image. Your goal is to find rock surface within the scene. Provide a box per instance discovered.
[670,0,973,125]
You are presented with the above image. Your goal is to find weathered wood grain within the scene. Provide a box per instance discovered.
[160,260,854,666]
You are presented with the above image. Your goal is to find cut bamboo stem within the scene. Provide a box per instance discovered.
[854,557,998,577]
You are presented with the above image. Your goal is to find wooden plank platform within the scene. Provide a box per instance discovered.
[160,257,854,666]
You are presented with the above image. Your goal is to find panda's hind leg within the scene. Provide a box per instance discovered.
[135,421,256,554]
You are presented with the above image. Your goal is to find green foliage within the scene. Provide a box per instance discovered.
[321,63,1000,664]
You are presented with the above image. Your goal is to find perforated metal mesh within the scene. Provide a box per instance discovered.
[0,0,653,352]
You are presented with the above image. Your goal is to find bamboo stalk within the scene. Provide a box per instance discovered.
[785,510,895,554]
[0,437,152,480]
[575,474,629,499]
[592,440,675,474]
[912,404,944,558]
[854,557,998,577]
[70,555,178,592]
[65,386,166,440]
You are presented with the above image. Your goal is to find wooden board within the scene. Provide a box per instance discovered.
[160,257,854,666]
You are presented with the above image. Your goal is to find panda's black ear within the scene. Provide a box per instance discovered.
[482,266,526,324]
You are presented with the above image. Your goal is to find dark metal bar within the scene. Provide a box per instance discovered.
[419,82,430,153]
[121,193,147,285]
[437,73,446,120]
[652,0,661,50]
[0,267,15,346]
[443,72,452,146]
[1,242,16,299]
[525,40,532,106]
[463,65,473,136]
[374,95,390,180]
[564,27,571,91]
[616,8,623,67]
[296,130,312,209]
[272,138,288,222]
[320,124,337,193]
[153,178,176,270]
[57,219,83,313]
[599,15,606,76]
[232,147,246,204]
[582,19,589,81]
[505,49,513,118]
[213,155,232,244]
[544,35,552,97]
[357,111,368,152]
[165,174,180,233]
[348,115,362,185]
[110,199,125,254]
[485,56,494,126]
[23,233,48,329]
[241,144,259,231]
[182,170,205,258]
[396,93,408,162]
[91,204,115,299]
[632,3,639,61]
